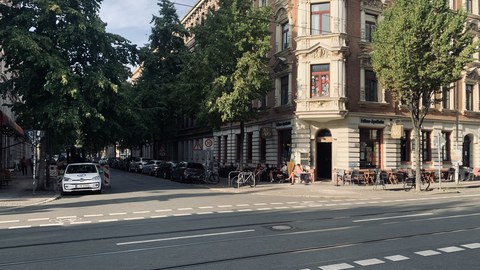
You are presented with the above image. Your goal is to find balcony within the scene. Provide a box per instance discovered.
[295,97,348,122]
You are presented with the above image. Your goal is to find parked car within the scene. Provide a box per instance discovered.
[62,163,103,194]
[142,160,163,175]
[154,161,178,179]
[129,157,152,173]
[171,162,205,183]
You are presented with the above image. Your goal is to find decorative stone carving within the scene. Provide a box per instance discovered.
[362,0,383,9]
[311,47,331,59]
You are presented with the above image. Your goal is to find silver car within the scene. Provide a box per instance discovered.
[62,163,102,194]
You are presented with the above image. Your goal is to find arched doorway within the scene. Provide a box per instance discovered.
[462,135,472,167]
[316,129,332,180]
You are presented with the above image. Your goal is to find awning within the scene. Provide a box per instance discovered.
[0,111,24,137]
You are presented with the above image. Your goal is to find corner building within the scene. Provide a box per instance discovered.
[180,0,480,181]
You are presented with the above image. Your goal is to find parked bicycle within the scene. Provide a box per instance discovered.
[232,171,256,188]
[403,170,430,191]
[198,169,220,184]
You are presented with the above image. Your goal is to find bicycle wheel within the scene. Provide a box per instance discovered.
[208,174,220,184]
[231,176,240,188]
[404,179,413,191]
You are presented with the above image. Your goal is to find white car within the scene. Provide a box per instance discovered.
[62,163,102,194]
[141,160,163,175]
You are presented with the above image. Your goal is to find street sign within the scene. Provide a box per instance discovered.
[203,138,213,150]
[193,140,202,151]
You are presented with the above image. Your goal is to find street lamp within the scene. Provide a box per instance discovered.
[26,130,45,194]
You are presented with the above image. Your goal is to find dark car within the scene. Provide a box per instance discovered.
[154,161,178,179]
[171,162,205,183]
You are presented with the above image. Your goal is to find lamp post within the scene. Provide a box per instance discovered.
[26,130,45,194]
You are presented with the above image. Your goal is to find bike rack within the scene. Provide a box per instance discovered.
[228,171,240,187]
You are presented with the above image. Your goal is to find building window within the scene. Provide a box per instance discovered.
[281,22,290,50]
[223,136,228,163]
[466,0,473,13]
[421,130,432,162]
[466,84,473,111]
[280,75,289,105]
[401,130,411,162]
[365,70,378,102]
[441,132,451,162]
[246,133,253,163]
[442,86,450,109]
[365,14,377,42]
[360,129,381,169]
[311,3,330,35]
[235,134,241,162]
[311,64,330,97]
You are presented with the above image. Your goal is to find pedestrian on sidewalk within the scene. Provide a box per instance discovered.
[20,156,28,175]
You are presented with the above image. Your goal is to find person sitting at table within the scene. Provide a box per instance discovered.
[288,163,303,185]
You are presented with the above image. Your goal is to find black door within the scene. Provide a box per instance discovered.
[316,142,332,180]
[463,135,471,167]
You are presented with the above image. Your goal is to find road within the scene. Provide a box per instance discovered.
[0,170,479,270]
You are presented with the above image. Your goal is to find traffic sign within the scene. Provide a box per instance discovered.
[203,138,213,150]
[193,140,202,151]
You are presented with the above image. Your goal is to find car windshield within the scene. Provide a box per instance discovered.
[66,165,97,174]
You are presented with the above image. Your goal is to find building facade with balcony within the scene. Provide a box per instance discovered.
[178,0,480,180]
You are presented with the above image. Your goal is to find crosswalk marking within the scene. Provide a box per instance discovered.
[384,255,409,261]
[415,250,441,256]
[438,246,465,253]
[319,263,355,270]
[354,258,384,266]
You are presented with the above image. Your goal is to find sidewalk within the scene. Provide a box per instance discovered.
[0,173,59,211]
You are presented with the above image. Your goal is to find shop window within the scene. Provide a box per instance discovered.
[365,70,378,102]
[280,75,289,105]
[441,132,451,162]
[466,84,473,111]
[311,64,330,97]
[401,130,411,162]
[359,128,381,169]
[422,130,432,161]
[311,3,330,35]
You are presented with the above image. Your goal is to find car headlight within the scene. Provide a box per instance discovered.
[92,176,101,181]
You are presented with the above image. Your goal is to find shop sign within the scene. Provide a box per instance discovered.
[360,118,385,125]
[390,124,404,139]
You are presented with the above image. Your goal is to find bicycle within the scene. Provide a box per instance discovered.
[199,169,220,184]
[232,171,256,188]
[403,172,430,191]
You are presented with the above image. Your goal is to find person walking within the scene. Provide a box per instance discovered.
[20,156,28,175]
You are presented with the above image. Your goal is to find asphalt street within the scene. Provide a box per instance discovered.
[0,170,478,270]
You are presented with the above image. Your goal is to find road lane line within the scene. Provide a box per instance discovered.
[236,204,250,207]
[270,202,284,205]
[197,212,214,215]
[218,205,232,208]
[385,255,409,261]
[57,216,77,219]
[150,215,168,218]
[353,212,433,223]
[0,220,20,224]
[70,221,92,225]
[178,208,193,211]
[124,217,145,221]
[109,213,127,216]
[319,263,355,270]
[258,208,272,210]
[39,223,63,227]
[354,258,384,266]
[198,206,214,209]
[427,213,480,221]
[173,213,191,217]
[237,209,253,212]
[462,243,480,249]
[438,246,465,253]
[8,225,32,229]
[254,203,268,206]
[155,209,172,212]
[99,219,118,223]
[116,229,255,246]
[415,250,441,256]
[217,210,234,213]
[28,218,50,221]
[133,211,150,214]
[84,214,104,217]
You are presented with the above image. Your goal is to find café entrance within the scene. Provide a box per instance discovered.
[316,129,332,180]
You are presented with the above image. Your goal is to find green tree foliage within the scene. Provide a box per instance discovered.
[186,0,272,168]
[0,0,137,150]
[133,0,188,157]
[371,0,478,190]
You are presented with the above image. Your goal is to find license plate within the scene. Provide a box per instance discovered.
[76,184,90,188]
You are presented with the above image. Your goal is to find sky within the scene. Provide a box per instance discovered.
[99,0,196,47]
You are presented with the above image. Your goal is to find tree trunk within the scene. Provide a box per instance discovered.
[413,124,422,191]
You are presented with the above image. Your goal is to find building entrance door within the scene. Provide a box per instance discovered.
[462,135,471,167]
[316,129,332,180]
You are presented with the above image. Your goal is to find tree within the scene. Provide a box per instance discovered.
[0,0,137,188]
[371,0,478,191]
[186,0,272,169]
[134,0,188,158]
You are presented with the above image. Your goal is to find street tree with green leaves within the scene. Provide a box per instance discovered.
[371,0,478,191]
[187,0,272,169]
[134,0,188,158]
[0,0,137,188]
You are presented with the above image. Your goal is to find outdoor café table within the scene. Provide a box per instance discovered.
[359,169,375,185]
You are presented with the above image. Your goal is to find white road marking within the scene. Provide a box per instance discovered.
[415,250,441,256]
[353,212,433,223]
[124,217,145,221]
[354,258,385,266]
[198,206,214,209]
[237,209,253,212]
[319,263,355,270]
[84,214,104,217]
[133,211,150,214]
[150,215,167,218]
[438,246,464,253]
[462,243,480,249]
[258,208,272,210]
[0,220,19,224]
[270,202,284,205]
[236,204,250,207]
[56,216,76,219]
[197,212,214,215]
[217,210,234,213]
[39,223,63,227]
[173,213,191,217]
[116,229,255,246]
[355,202,367,205]
[253,203,268,206]
[8,225,32,229]
[70,221,92,225]
[427,213,480,221]
[385,255,409,261]
[325,204,337,206]
[99,219,118,223]
[178,208,193,211]
[218,205,232,208]
[286,201,300,204]
[292,205,307,208]
[274,207,289,209]
[27,218,50,222]
[155,209,172,212]
[109,213,127,216]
